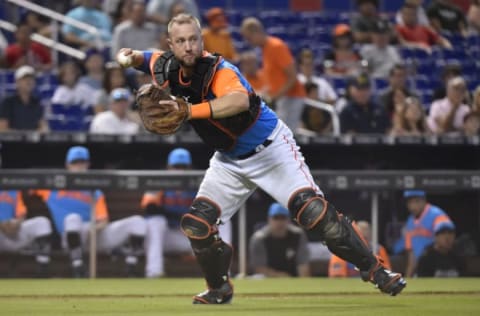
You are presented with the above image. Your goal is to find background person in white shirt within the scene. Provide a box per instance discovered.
[89,88,139,135]
[427,77,471,135]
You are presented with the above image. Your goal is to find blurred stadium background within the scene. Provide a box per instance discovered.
[0,0,479,293]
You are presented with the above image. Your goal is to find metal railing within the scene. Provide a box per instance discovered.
[6,0,106,64]
[0,19,86,61]
[303,97,341,136]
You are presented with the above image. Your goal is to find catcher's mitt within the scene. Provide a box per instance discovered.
[135,83,190,135]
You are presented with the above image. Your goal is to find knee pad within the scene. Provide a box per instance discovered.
[66,232,81,249]
[180,198,220,240]
[288,189,330,230]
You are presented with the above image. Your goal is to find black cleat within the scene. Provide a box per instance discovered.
[193,281,233,304]
[361,264,406,296]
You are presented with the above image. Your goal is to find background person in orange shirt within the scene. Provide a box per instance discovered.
[241,17,306,132]
[34,146,147,277]
[202,7,238,63]
[239,51,267,95]
[329,221,391,277]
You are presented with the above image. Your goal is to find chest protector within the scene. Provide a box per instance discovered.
[151,51,261,151]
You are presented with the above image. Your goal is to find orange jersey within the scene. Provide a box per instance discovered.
[262,36,305,97]
[202,28,238,62]
[328,245,391,277]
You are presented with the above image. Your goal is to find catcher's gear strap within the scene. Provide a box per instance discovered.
[180,198,220,240]
[289,188,378,272]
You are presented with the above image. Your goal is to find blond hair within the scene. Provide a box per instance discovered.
[167,13,201,35]
[240,17,264,34]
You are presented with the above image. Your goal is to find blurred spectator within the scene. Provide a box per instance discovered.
[4,22,51,70]
[339,73,390,134]
[147,0,199,25]
[427,77,471,134]
[350,0,389,43]
[103,0,132,26]
[329,221,391,277]
[202,8,238,63]
[51,61,96,111]
[249,203,310,277]
[24,12,52,38]
[0,190,52,277]
[324,24,364,76]
[141,148,231,277]
[0,66,46,132]
[33,146,147,278]
[463,112,480,136]
[111,1,158,60]
[390,96,430,136]
[427,0,467,36]
[417,222,466,277]
[297,49,337,105]
[300,82,332,135]
[239,51,267,94]
[396,0,429,26]
[360,20,402,78]
[384,87,412,119]
[94,62,128,113]
[79,49,104,91]
[432,64,462,102]
[89,88,139,135]
[397,3,452,53]
[398,190,455,277]
[378,64,413,115]
[467,0,480,34]
[62,0,112,48]
[241,17,306,132]
[472,86,480,113]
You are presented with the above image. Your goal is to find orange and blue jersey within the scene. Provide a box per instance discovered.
[136,51,278,158]
[0,190,26,221]
[35,190,108,234]
[329,244,391,277]
[403,203,453,259]
[141,190,195,228]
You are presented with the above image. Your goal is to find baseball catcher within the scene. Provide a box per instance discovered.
[118,13,406,304]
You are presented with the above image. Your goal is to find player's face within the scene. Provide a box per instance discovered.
[268,215,289,237]
[67,161,89,172]
[168,22,203,68]
[406,197,426,216]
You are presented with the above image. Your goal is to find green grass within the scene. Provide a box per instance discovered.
[0,278,479,315]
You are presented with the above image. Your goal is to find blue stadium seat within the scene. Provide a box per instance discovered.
[373,77,388,91]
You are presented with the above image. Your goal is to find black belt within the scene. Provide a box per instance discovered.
[235,139,273,160]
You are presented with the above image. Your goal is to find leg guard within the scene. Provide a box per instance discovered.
[181,198,232,289]
[289,189,377,271]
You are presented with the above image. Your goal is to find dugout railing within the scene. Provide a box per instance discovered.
[1,169,479,278]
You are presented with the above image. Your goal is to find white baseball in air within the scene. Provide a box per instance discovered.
[117,52,133,67]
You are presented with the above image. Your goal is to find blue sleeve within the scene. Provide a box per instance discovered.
[135,51,153,74]
[62,11,77,34]
[98,13,112,41]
